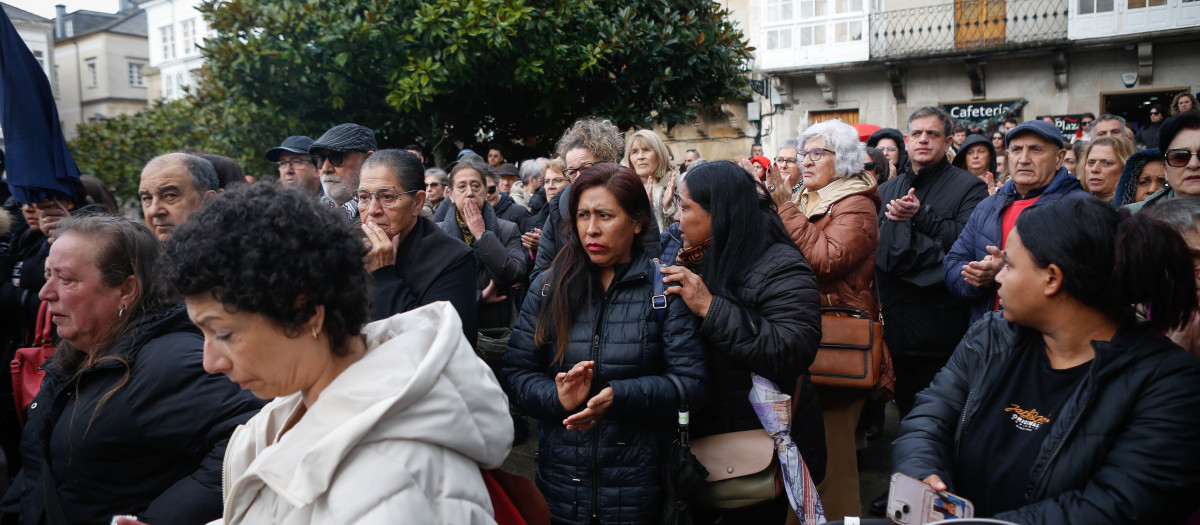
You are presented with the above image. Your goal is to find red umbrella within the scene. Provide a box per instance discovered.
[854,123,882,142]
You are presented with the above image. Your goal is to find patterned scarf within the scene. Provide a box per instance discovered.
[455,209,475,246]
[677,238,710,269]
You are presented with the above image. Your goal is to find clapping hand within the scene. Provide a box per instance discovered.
[885,188,921,222]
[563,386,613,431]
[961,245,1004,288]
[556,360,595,412]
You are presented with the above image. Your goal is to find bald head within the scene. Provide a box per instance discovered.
[138,152,219,241]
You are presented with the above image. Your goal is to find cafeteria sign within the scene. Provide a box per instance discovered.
[942,98,1026,130]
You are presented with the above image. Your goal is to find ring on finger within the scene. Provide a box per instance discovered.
[767,184,776,191]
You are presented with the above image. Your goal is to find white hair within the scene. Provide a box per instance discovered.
[798,119,864,180]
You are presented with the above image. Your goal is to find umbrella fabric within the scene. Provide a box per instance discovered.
[854,123,882,142]
[0,7,80,204]
[750,373,827,525]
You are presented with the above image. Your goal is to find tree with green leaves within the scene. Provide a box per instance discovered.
[72,0,751,201]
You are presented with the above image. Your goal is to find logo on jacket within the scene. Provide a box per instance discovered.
[1005,404,1050,431]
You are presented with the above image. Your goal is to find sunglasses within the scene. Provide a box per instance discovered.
[1165,149,1200,167]
[862,162,876,172]
[313,150,359,168]
[1149,111,1161,115]
[426,182,441,188]
[487,185,497,194]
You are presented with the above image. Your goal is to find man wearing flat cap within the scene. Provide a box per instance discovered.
[943,119,1090,325]
[310,123,376,220]
[266,136,322,196]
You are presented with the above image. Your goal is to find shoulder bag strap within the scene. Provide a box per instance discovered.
[650,259,667,328]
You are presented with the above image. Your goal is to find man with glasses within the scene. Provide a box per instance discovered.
[310,123,376,221]
[1136,105,1165,149]
[265,136,322,196]
[771,139,802,193]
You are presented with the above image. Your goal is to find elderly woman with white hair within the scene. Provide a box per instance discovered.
[624,129,679,231]
[766,118,882,521]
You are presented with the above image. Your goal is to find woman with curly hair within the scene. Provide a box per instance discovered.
[531,117,636,281]
[1,214,263,524]
[161,183,512,524]
[623,129,679,232]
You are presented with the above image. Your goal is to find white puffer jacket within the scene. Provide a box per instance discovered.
[211,302,514,525]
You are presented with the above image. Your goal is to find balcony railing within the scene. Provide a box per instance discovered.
[869,0,1069,59]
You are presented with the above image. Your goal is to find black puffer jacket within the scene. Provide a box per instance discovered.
[501,248,706,525]
[875,157,987,357]
[0,304,265,525]
[893,312,1200,524]
[691,241,827,483]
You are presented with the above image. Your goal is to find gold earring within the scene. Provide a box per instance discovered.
[312,326,318,339]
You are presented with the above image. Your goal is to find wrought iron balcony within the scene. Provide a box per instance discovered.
[869,0,1069,59]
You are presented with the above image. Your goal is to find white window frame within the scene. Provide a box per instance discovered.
[181,19,196,54]
[86,60,98,89]
[160,25,176,61]
[128,63,146,87]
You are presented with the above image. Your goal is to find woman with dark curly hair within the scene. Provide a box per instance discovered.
[162,183,512,524]
[501,163,705,525]
[0,214,263,525]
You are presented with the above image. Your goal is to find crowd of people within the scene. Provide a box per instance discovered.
[0,98,1196,525]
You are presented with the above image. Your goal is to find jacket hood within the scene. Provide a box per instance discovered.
[241,302,513,505]
[493,191,516,213]
[951,134,997,174]
[1113,148,1162,206]
[798,170,881,217]
[867,128,906,154]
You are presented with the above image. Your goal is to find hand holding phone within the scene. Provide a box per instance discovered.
[886,472,974,524]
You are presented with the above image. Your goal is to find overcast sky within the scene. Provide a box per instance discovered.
[6,0,121,19]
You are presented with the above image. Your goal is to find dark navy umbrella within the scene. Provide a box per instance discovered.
[0,7,80,204]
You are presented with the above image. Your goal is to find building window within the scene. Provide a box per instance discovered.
[128,63,145,87]
[32,49,45,71]
[160,25,176,61]
[800,25,827,46]
[181,19,196,54]
[767,0,795,21]
[86,61,98,89]
[835,20,863,42]
[836,0,863,12]
[1078,0,1115,13]
[65,20,73,37]
[1127,0,1166,7]
[163,74,174,99]
[767,28,794,49]
[801,0,829,18]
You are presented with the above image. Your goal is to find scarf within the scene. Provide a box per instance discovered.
[455,209,475,246]
[677,238,710,269]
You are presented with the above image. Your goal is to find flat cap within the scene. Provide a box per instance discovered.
[496,163,520,178]
[310,123,376,153]
[1005,120,1065,149]
[265,135,314,162]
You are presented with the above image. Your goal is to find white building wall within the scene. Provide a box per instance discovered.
[141,0,210,100]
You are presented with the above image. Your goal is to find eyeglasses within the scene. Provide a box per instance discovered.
[487,185,497,195]
[356,188,418,209]
[313,150,361,168]
[563,161,597,178]
[426,181,441,188]
[545,176,570,185]
[877,146,898,153]
[1149,111,1161,115]
[774,156,797,166]
[1165,149,1200,167]
[275,158,312,171]
[798,148,836,161]
[1081,119,1094,126]
[862,162,876,172]
[992,135,1004,140]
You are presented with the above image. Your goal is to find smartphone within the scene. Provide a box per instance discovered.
[886,473,974,524]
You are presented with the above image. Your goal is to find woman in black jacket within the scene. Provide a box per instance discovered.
[661,161,825,522]
[0,215,264,525]
[892,197,1200,524]
[501,163,706,525]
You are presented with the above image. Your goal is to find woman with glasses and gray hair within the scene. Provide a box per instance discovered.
[765,118,882,521]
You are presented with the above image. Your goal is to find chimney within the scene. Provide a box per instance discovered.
[118,0,137,13]
[55,5,67,39]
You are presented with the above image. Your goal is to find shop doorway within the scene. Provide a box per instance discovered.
[810,109,859,126]
[1100,87,1189,134]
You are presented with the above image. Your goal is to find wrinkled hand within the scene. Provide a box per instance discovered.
[885,188,921,222]
[521,228,541,252]
[737,158,756,176]
[461,198,487,239]
[556,360,594,412]
[661,264,713,318]
[480,280,508,304]
[362,221,398,272]
[38,200,71,242]
[924,474,948,492]
[663,172,677,210]
[961,245,1004,288]
[765,164,795,207]
[563,386,613,431]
